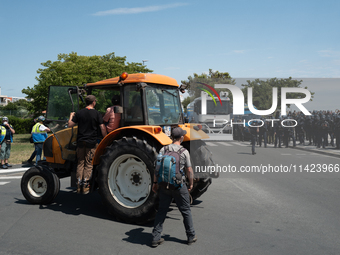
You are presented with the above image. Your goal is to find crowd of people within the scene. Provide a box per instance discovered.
[233,110,340,150]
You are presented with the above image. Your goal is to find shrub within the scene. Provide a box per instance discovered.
[6,116,34,134]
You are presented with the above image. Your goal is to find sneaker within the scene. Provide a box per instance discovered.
[151,238,164,247]
[83,183,90,194]
[188,236,197,245]
[1,164,8,169]
[5,163,12,167]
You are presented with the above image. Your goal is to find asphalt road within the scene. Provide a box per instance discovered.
[0,142,339,255]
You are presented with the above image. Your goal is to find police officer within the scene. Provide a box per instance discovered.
[335,114,340,149]
[327,114,335,147]
[267,119,274,145]
[248,121,259,155]
[258,118,267,148]
[312,114,319,146]
[319,115,329,148]
[296,117,305,145]
[283,117,296,148]
[304,115,312,145]
[274,117,283,148]
[237,119,245,142]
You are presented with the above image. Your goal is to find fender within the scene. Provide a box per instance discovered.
[93,126,172,165]
[92,124,209,165]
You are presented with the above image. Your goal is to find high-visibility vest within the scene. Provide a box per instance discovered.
[31,123,47,143]
[0,125,13,143]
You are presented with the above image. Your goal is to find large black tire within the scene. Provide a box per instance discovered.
[182,140,215,200]
[21,165,60,204]
[97,136,158,223]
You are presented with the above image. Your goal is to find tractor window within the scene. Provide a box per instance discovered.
[46,86,79,122]
[123,85,144,124]
[90,89,120,115]
[145,85,182,125]
[45,86,80,162]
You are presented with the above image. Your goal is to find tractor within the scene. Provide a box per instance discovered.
[21,72,216,223]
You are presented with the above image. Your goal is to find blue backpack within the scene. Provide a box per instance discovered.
[157,146,187,189]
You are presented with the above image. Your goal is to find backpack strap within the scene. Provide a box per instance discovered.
[177,146,187,155]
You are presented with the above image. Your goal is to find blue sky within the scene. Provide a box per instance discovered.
[1,0,339,110]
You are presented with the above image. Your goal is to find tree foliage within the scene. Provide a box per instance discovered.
[181,96,192,113]
[1,102,18,110]
[181,69,235,99]
[0,100,30,118]
[22,52,153,114]
[241,77,315,112]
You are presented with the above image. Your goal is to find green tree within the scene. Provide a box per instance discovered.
[2,102,18,111]
[181,69,235,99]
[181,96,193,113]
[14,99,30,109]
[241,77,315,113]
[22,52,153,114]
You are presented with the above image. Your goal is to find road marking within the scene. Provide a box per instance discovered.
[0,176,22,180]
[230,142,248,147]
[217,142,232,146]
[0,182,10,185]
[0,167,29,174]
[205,142,218,146]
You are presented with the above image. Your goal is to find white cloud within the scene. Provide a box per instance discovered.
[93,3,188,16]
[318,49,340,58]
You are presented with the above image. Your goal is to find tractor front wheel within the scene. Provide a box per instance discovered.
[21,165,60,204]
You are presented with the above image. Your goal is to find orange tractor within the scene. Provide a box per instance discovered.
[21,73,217,223]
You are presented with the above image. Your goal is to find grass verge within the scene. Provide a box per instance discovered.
[8,134,36,164]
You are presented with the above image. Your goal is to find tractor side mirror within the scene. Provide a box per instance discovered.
[179,84,187,93]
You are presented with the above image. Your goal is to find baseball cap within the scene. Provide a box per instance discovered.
[85,95,96,105]
[171,127,187,138]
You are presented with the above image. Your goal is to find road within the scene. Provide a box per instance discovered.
[0,142,339,255]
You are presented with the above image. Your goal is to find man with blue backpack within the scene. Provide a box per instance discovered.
[151,127,197,247]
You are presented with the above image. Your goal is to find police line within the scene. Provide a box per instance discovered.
[213,119,298,128]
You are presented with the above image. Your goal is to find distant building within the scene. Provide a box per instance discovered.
[0,95,11,106]
[0,87,31,106]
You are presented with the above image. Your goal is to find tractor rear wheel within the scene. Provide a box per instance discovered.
[97,136,157,223]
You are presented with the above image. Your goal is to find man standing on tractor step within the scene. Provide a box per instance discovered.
[151,127,197,247]
[68,95,107,194]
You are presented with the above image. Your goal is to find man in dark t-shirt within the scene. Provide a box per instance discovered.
[68,95,107,194]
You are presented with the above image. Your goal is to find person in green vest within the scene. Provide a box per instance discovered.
[31,116,51,166]
[0,117,15,169]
